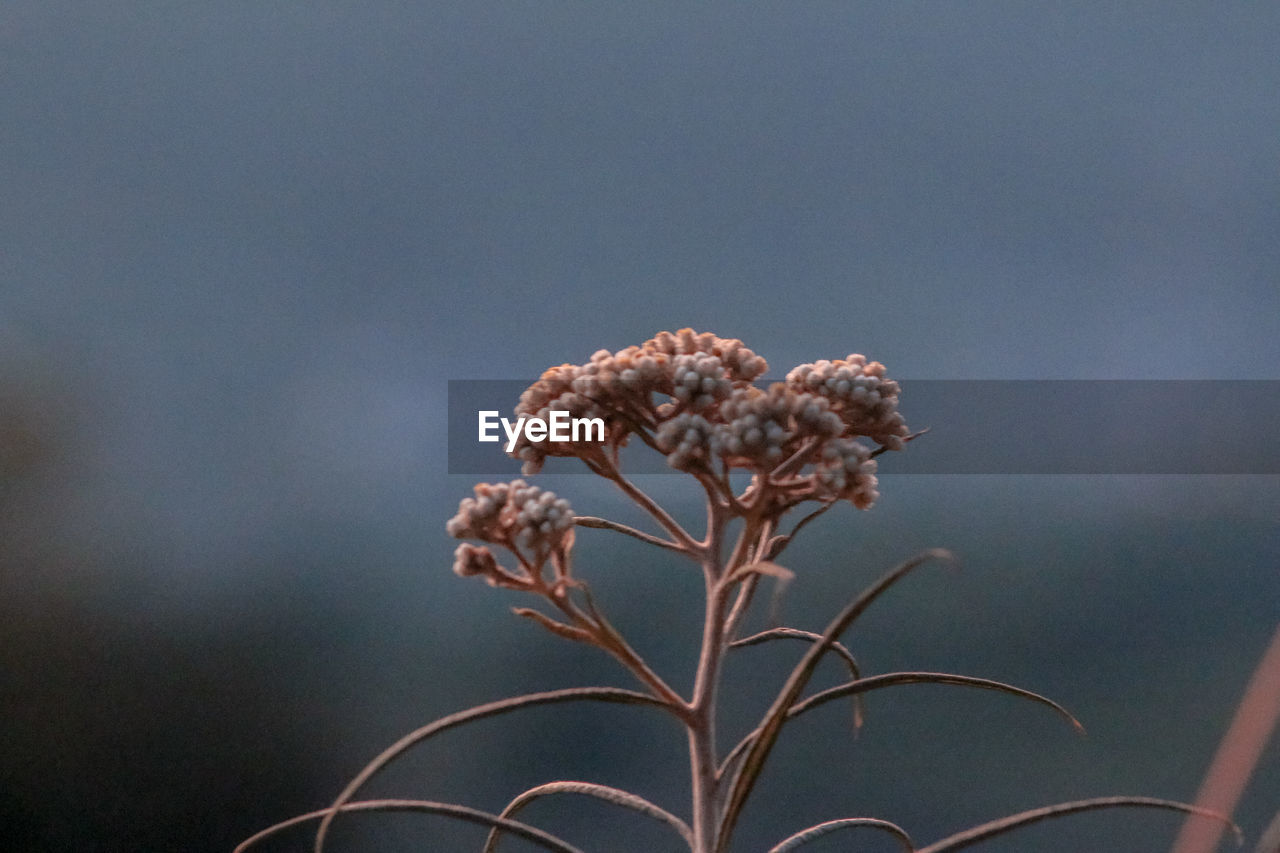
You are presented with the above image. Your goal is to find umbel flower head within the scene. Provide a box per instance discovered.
[497,329,908,513]
[508,329,768,474]
[446,480,575,589]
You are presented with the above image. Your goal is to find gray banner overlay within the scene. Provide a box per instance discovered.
[448,380,1279,475]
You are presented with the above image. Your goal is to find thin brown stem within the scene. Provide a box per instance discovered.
[765,500,837,561]
[688,565,731,852]
[771,436,820,480]
[721,574,760,645]
[596,455,702,554]
[574,515,687,555]
[714,548,955,853]
[548,580,689,713]
[684,496,742,853]
[719,513,775,644]
[869,426,930,458]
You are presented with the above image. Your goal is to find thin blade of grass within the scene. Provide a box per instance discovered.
[766,817,914,853]
[482,781,693,853]
[915,797,1241,853]
[715,548,955,853]
[234,799,585,853]
[312,687,677,853]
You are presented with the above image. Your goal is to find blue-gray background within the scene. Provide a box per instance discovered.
[2,3,1277,851]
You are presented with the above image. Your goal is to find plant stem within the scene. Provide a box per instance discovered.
[596,457,702,554]
[547,584,688,711]
[689,564,730,852]
[687,496,752,852]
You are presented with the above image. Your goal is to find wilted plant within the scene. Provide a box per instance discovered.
[238,329,1243,853]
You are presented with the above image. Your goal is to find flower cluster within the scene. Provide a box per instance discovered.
[786,355,909,449]
[813,438,880,509]
[446,480,575,588]
[508,330,768,474]
[654,412,719,471]
[499,330,908,511]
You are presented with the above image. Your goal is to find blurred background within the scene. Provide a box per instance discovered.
[2,3,1277,851]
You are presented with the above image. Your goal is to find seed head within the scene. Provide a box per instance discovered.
[786,355,909,449]
[655,412,719,472]
[813,438,880,509]
[446,480,575,556]
[508,330,768,473]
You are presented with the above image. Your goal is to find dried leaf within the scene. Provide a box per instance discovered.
[310,687,678,853]
[235,798,585,853]
[483,781,692,853]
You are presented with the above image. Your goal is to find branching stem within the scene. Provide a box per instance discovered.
[596,455,702,554]
[574,515,686,555]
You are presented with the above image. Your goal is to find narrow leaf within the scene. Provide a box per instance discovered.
[234,798,585,853]
[721,670,1081,787]
[915,797,1241,853]
[767,817,914,853]
[787,671,1084,734]
[482,781,693,853]
[512,607,594,643]
[765,501,837,561]
[724,562,795,632]
[311,687,677,853]
[724,560,794,590]
[715,548,954,853]
[730,627,866,734]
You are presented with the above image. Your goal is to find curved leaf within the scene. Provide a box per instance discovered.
[787,671,1084,734]
[728,627,866,747]
[482,781,693,853]
[234,798,585,853]
[721,670,1082,790]
[915,797,1241,853]
[723,561,794,590]
[312,687,678,853]
[764,500,837,561]
[715,548,955,853]
[767,817,914,853]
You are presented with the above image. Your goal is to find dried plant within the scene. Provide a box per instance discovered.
[238,329,1245,853]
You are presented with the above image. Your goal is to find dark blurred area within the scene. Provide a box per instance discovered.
[2,3,1278,852]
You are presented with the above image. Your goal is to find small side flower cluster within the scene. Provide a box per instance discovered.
[813,438,879,508]
[446,480,574,589]
[502,330,908,513]
[786,354,909,450]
